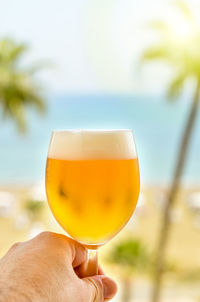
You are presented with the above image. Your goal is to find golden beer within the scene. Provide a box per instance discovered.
[46,158,140,247]
[46,130,140,248]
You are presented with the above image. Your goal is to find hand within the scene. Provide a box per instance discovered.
[0,232,117,302]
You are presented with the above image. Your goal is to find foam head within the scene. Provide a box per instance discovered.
[48,130,137,160]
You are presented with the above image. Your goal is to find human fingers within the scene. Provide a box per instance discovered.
[81,275,117,302]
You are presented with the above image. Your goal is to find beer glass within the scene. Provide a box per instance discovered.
[45,130,140,274]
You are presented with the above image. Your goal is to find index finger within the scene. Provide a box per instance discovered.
[30,232,88,268]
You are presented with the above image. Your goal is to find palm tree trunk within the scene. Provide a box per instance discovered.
[121,276,132,302]
[151,80,200,302]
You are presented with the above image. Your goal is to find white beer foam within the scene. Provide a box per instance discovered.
[48,130,137,160]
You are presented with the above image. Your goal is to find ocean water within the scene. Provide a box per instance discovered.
[0,94,200,186]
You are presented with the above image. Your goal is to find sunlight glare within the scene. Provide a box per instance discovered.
[169,12,198,44]
[174,21,193,41]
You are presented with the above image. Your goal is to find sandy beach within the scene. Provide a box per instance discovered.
[0,184,200,301]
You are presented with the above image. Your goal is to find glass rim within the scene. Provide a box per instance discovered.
[51,128,133,134]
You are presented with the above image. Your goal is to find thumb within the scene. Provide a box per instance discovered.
[82,275,117,302]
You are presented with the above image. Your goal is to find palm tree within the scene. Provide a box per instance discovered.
[0,38,45,132]
[141,1,200,301]
[24,199,45,222]
[106,238,150,302]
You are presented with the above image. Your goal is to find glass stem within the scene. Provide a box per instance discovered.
[87,249,98,276]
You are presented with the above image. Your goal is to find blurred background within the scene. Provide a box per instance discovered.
[0,0,200,301]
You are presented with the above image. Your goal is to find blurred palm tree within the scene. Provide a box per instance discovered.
[141,1,200,301]
[106,238,150,302]
[24,199,44,222]
[0,38,46,132]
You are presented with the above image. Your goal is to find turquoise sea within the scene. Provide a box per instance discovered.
[0,94,200,186]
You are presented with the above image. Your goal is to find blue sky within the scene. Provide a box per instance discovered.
[0,0,199,94]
